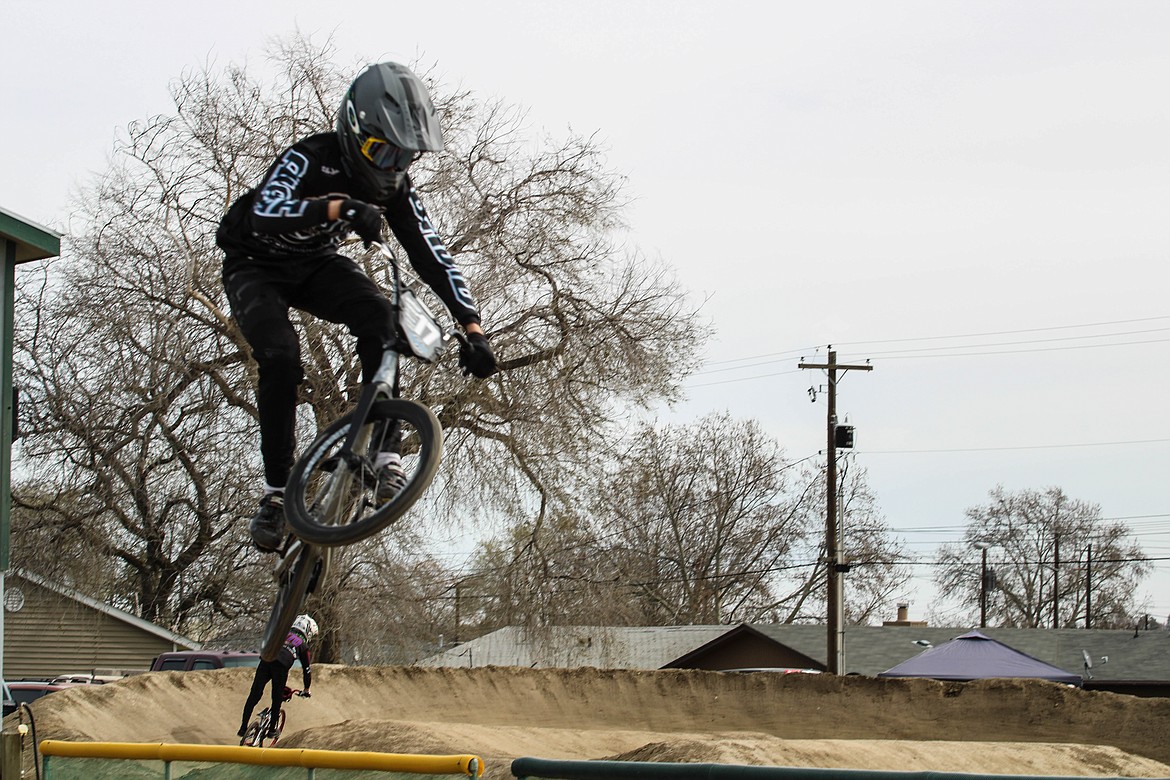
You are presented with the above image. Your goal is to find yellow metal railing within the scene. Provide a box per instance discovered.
[39,739,483,777]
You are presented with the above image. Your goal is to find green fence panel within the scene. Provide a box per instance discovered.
[510,758,1163,780]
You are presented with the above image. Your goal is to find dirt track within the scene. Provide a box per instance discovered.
[13,665,1170,779]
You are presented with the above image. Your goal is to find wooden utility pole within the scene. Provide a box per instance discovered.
[1085,543,1093,629]
[799,347,872,674]
[1053,531,1061,629]
[974,542,990,628]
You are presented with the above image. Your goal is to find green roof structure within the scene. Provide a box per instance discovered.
[0,206,61,570]
[0,206,60,263]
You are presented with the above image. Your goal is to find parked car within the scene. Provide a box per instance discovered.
[721,667,824,674]
[49,673,122,684]
[6,680,91,709]
[150,650,262,672]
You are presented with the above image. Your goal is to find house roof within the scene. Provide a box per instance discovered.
[11,569,201,650]
[418,623,1170,682]
[417,625,730,669]
[665,624,824,670]
[844,625,1170,681]
[878,630,1082,684]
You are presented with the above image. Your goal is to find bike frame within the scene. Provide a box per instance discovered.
[245,688,301,746]
[303,242,436,531]
[263,241,454,660]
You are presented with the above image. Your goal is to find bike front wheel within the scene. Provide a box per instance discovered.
[285,399,443,546]
[260,544,320,662]
[242,720,261,747]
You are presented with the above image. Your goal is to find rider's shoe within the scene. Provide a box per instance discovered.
[264,726,280,740]
[237,724,248,738]
[375,462,407,505]
[249,493,286,553]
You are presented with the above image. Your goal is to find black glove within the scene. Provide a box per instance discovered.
[339,199,383,246]
[459,332,498,378]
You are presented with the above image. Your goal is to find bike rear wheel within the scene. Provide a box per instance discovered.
[260,544,320,662]
[285,399,443,546]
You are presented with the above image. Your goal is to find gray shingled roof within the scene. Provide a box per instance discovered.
[820,625,1170,680]
[417,625,729,669]
[418,623,1170,682]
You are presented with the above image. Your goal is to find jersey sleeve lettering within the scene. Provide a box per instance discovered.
[249,149,331,235]
[386,185,481,325]
[218,135,485,330]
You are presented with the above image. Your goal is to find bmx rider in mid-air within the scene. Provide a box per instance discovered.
[215,60,498,554]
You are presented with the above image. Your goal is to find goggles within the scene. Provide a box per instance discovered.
[359,136,422,171]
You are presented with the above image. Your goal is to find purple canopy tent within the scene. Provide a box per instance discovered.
[878,630,1082,685]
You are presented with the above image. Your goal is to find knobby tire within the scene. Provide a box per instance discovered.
[285,398,442,546]
[260,545,318,662]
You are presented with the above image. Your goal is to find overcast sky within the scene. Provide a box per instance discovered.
[3,1,1168,627]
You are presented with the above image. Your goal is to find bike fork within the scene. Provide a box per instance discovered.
[273,539,330,592]
[342,349,399,449]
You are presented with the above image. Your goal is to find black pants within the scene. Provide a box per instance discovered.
[223,253,396,487]
[241,659,291,733]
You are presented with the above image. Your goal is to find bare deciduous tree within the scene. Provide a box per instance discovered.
[12,34,705,655]
[932,485,1149,629]
[600,414,813,625]
[462,413,908,630]
[835,458,912,625]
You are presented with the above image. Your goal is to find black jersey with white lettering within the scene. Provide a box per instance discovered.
[216,132,480,326]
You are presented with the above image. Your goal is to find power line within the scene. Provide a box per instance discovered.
[852,327,1170,357]
[688,368,803,388]
[859,437,1170,454]
[685,339,1170,388]
[683,315,1170,388]
[835,315,1170,347]
[700,347,816,369]
[859,336,1170,361]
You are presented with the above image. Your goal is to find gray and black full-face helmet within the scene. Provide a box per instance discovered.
[337,62,444,200]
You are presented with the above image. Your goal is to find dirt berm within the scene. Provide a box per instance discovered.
[14,665,1170,779]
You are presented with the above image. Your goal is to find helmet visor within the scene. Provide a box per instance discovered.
[360,136,422,171]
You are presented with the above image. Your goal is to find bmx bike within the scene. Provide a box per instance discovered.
[259,242,460,662]
[240,686,307,747]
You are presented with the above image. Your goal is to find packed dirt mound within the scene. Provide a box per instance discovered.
[13,665,1170,779]
[607,738,1170,778]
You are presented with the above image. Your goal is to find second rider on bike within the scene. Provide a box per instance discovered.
[216,61,498,553]
[239,613,317,740]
